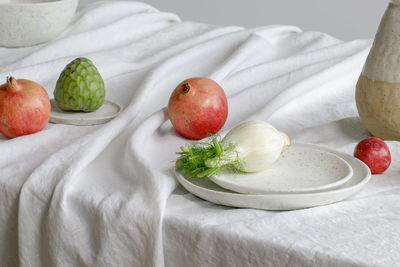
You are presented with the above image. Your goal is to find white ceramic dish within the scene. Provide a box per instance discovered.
[0,0,78,47]
[49,99,122,125]
[175,143,371,211]
[209,145,353,194]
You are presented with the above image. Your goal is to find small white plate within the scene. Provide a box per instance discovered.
[209,145,353,194]
[175,143,371,211]
[49,99,122,126]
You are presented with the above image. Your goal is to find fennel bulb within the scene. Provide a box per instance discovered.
[176,120,290,178]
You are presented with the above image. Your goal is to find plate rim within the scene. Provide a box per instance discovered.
[49,99,122,125]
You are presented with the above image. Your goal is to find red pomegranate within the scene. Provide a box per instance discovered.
[168,77,228,140]
[0,76,51,138]
[354,137,391,174]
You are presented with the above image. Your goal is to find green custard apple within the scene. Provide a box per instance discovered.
[54,57,105,112]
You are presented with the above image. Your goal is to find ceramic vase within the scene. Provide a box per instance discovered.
[356,1,400,140]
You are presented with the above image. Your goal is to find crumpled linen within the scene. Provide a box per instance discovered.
[0,1,399,267]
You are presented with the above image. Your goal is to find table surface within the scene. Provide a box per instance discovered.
[1,2,399,267]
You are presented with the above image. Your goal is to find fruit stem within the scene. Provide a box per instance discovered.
[6,76,18,91]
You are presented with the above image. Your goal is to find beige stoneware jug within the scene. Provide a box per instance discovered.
[356,0,400,140]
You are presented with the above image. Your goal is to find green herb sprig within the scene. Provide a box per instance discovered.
[176,136,243,178]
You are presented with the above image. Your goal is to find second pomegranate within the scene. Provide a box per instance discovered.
[168,77,228,140]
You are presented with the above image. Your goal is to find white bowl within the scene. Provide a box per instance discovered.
[0,0,79,47]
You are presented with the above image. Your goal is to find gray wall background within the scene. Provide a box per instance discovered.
[80,0,389,41]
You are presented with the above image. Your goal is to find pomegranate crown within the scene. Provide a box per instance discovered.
[6,76,18,90]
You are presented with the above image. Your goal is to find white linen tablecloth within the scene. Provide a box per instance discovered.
[1,1,400,266]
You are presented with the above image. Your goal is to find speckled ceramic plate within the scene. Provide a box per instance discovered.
[208,144,353,194]
[49,99,122,126]
[174,143,371,211]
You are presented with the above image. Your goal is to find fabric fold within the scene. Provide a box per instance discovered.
[1,2,399,267]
